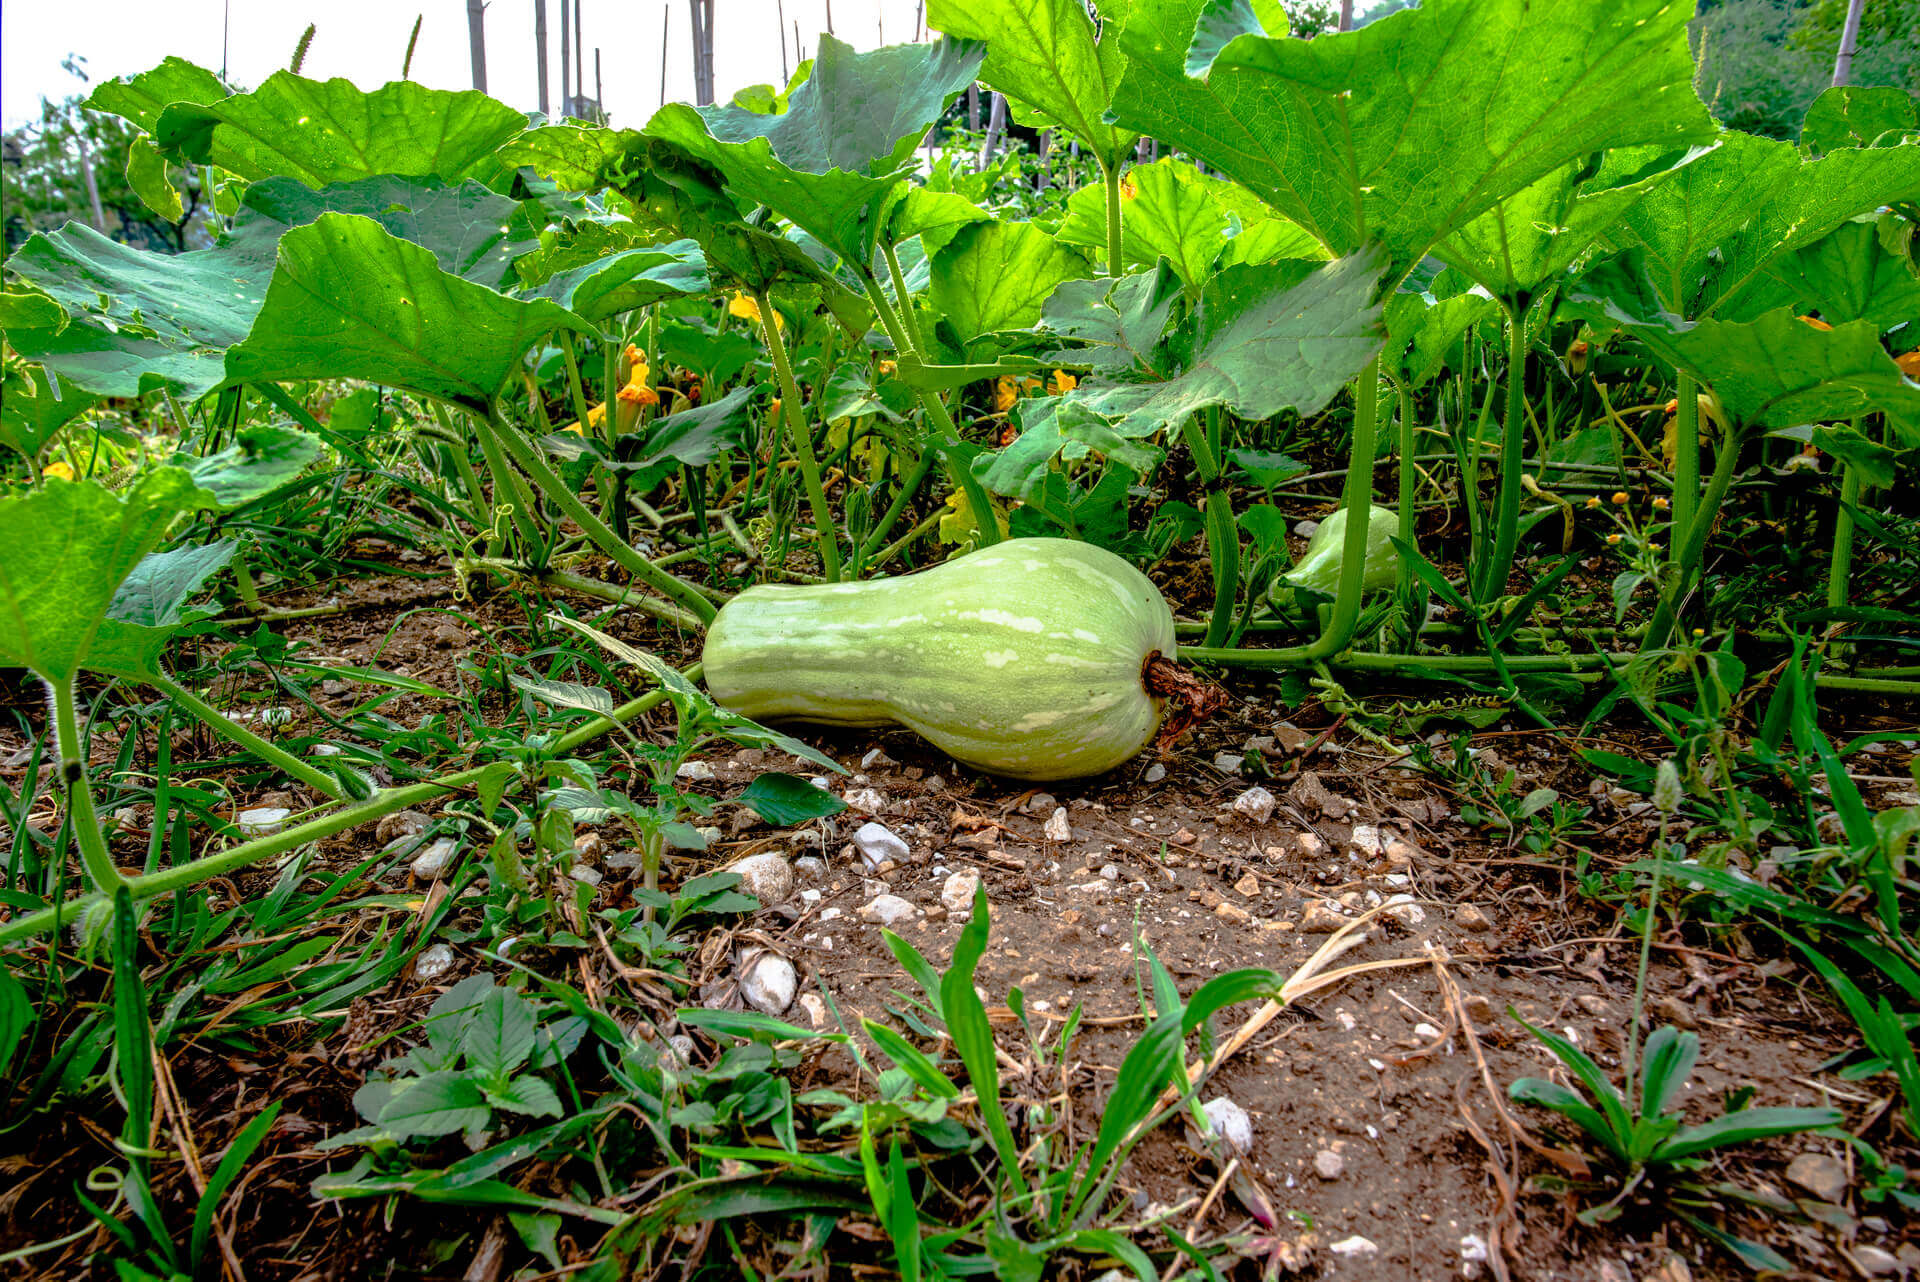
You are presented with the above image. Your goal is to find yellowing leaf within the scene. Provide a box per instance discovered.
[937,486,1008,547]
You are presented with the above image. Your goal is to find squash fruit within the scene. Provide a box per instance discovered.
[1275,503,1401,596]
[701,538,1177,780]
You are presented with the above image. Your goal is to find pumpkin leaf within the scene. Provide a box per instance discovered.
[513,240,709,323]
[0,470,215,684]
[1727,216,1920,334]
[0,364,100,461]
[153,71,525,187]
[1567,255,1920,437]
[85,56,230,134]
[927,0,1138,169]
[930,220,1094,351]
[224,214,594,408]
[1111,0,1715,277]
[1800,84,1919,156]
[1597,130,1920,320]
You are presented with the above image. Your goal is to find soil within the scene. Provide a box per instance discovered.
[2,561,1916,1282]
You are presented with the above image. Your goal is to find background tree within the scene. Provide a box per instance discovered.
[2,59,215,256]
[1692,0,1918,138]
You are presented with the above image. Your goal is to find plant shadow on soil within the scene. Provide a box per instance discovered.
[1,567,1913,1281]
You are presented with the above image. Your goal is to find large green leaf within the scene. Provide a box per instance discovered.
[1384,267,1501,388]
[0,364,100,461]
[176,423,324,508]
[224,214,593,408]
[642,35,984,268]
[1436,150,1704,303]
[514,241,709,322]
[502,126,826,293]
[1039,264,1186,376]
[1052,245,1387,440]
[556,385,760,489]
[86,56,229,133]
[3,318,227,401]
[1801,85,1919,156]
[236,175,537,288]
[930,221,1095,348]
[927,0,1138,168]
[1111,0,1716,276]
[88,540,239,681]
[1597,131,1920,319]
[1727,216,1920,334]
[5,222,279,398]
[153,72,526,188]
[0,470,213,683]
[1054,156,1323,290]
[1568,255,1920,437]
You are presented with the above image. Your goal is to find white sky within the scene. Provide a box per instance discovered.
[3,0,936,131]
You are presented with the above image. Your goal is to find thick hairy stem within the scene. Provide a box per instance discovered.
[477,404,718,624]
[755,289,842,581]
[1179,411,1239,649]
[474,410,548,557]
[1102,156,1125,277]
[880,241,926,354]
[1642,423,1746,651]
[146,672,346,800]
[1671,373,1700,567]
[1826,416,1865,645]
[1479,302,1529,600]
[49,674,124,895]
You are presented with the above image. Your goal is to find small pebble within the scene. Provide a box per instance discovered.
[236,807,291,838]
[843,787,887,815]
[568,864,602,888]
[859,748,896,770]
[853,821,910,869]
[415,943,455,982]
[676,760,715,781]
[1328,1236,1377,1258]
[859,894,916,926]
[1213,752,1245,774]
[727,851,795,904]
[1202,1097,1253,1154]
[1143,763,1166,783]
[1455,904,1493,932]
[1314,1149,1344,1180]
[409,836,457,879]
[1232,786,1276,824]
[738,950,798,1016]
[1043,807,1072,843]
[940,869,981,919]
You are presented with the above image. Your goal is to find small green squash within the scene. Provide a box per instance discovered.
[701,538,1176,780]
[1275,503,1401,596]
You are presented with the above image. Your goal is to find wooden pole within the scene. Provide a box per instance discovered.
[777,0,789,81]
[465,0,488,92]
[560,0,571,115]
[574,0,584,102]
[660,4,671,106]
[534,0,549,115]
[1831,0,1866,86]
[595,47,603,122]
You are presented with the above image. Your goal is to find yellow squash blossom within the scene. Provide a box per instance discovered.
[993,375,1019,414]
[1047,369,1077,396]
[877,359,897,376]
[728,290,784,332]
[1897,348,1920,379]
[1797,314,1832,331]
[43,460,75,481]
[936,486,1009,547]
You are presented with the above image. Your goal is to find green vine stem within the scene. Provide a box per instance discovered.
[856,268,1002,548]
[1478,300,1531,600]
[1826,416,1864,644]
[1671,372,1700,566]
[1,677,693,948]
[1215,353,1385,665]
[459,559,708,632]
[880,241,927,354]
[1102,156,1125,277]
[1179,407,1240,649]
[48,674,125,895]
[858,446,939,565]
[1641,423,1746,652]
[754,288,843,581]
[473,408,548,558]
[476,404,718,624]
[146,672,347,800]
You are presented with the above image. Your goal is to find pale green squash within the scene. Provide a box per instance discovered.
[1275,503,1401,596]
[701,538,1176,780]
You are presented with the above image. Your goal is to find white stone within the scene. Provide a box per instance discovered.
[1201,1097,1254,1155]
[853,821,910,869]
[662,1034,696,1071]
[568,864,603,888]
[1143,763,1167,783]
[1214,752,1245,773]
[1349,823,1385,857]
[859,894,916,926]
[1314,1149,1344,1180]
[940,869,981,918]
[415,943,456,982]
[924,775,945,791]
[800,888,821,904]
[676,760,715,781]
[727,851,795,904]
[797,993,829,1029]
[1100,863,1120,881]
[859,748,897,770]
[1329,1236,1379,1258]
[738,950,798,1015]
[1043,807,1072,842]
[410,836,458,879]
[844,787,887,815]
[1383,893,1426,926]
[818,906,844,922]
[808,776,830,790]
[794,855,828,882]
[1232,786,1277,824]
[236,807,291,838]
[1414,1022,1442,1040]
